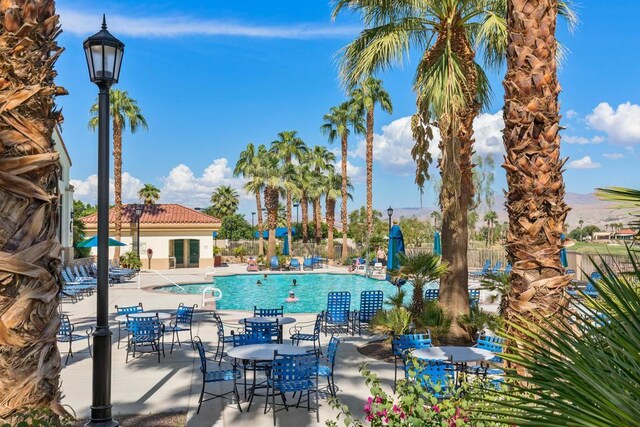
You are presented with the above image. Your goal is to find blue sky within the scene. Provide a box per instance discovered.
[56,1,640,216]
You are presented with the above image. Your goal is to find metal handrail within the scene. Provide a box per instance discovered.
[202,286,223,308]
[137,269,186,291]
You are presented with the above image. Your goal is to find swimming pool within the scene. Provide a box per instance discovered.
[155,273,429,313]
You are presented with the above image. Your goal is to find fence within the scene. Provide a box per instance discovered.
[219,240,360,259]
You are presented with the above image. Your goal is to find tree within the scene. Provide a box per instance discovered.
[209,185,239,219]
[270,131,308,255]
[351,77,393,237]
[430,211,441,230]
[484,210,498,247]
[256,150,290,258]
[0,1,67,418]
[306,145,337,245]
[348,207,385,247]
[137,183,160,205]
[472,155,495,210]
[291,163,313,243]
[219,214,253,240]
[582,225,601,240]
[89,89,147,260]
[468,211,479,239]
[578,218,585,241]
[501,0,576,357]
[321,102,365,260]
[74,200,97,218]
[399,216,434,248]
[235,143,267,256]
[325,169,353,260]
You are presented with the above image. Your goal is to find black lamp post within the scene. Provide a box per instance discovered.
[134,204,143,258]
[83,15,124,427]
[387,206,394,233]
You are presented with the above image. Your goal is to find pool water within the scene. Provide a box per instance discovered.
[156,273,426,313]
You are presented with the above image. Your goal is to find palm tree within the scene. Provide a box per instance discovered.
[209,185,240,219]
[89,89,147,260]
[235,143,267,256]
[0,2,66,418]
[138,184,160,205]
[270,131,308,254]
[292,164,313,243]
[306,146,338,245]
[501,0,575,351]
[430,211,442,230]
[484,210,498,247]
[321,102,364,260]
[256,151,290,258]
[351,77,393,236]
[325,169,353,260]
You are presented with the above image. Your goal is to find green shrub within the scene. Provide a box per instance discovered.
[233,245,246,262]
[416,300,451,344]
[119,251,141,269]
[369,307,412,339]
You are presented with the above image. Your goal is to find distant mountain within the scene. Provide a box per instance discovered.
[393,192,634,229]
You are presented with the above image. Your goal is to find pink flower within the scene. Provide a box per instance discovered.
[364,403,371,413]
[366,414,374,422]
[374,396,383,404]
[432,405,440,413]
[392,405,401,413]
[367,397,373,404]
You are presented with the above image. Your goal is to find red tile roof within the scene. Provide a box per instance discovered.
[80,204,220,225]
[616,228,637,235]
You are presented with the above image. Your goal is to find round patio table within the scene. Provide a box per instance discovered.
[226,343,307,361]
[412,346,495,364]
[238,317,296,326]
[115,312,172,323]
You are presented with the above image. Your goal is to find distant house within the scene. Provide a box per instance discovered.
[80,204,221,269]
[614,228,637,241]
[52,125,74,263]
[591,231,612,242]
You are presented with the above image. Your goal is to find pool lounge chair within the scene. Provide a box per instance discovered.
[246,259,259,272]
[303,257,314,271]
[372,262,384,276]
[270,256,280,270]
[489,261,503,275]
[322,291,351,336]
[470,260,491,278]
[289,258,301,270]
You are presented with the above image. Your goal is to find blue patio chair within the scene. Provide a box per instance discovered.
[404,356,455,399]
[72,265,97,284]
[170,303,198,353]
[125,314,165,363]
[312,256,323,269]
[244,321,279,343]
[290,312,323,355]
[266,352,320,426]
[303,257,314,271]
[490,261,503,275]
[193,336,242,414]
[424,288,439,301]
[78,264,94,279]
[469,289,481,309]
[57,314,92,365]
[391,332,432,391]
[289,258,301,270]
[468,335,505,384]
[231,331,272,401]
[470,260,491,277]
[351,290,384,336]
[584,281,599,298]
[254,306,284,317]
[212,312,235,364]
[115,303,143,348]
[476,334,505,363]
[317,335,343,397]
[322,291,351,336]
[270,256,280,270]
[503,263,512,275]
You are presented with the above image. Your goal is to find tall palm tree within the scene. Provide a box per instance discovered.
[138,184,160,205]
[306,146,338,245]
[351,77,393,236]
[89,89,147,260]
[0,1,67,418]
[209,185,240,219]
[270,131,308,254]
[235,143,267,256]
[256,151,290,258]
[292,164,313,243]
[502,0,574,354]
[484,210,498,247]
[325,169,353,260]
[321,102,364,260]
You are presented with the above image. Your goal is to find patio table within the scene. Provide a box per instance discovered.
[412,346,495,364]
[238,317,296,343]
[115,312,172,323]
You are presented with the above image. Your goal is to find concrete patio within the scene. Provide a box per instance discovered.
[59,265,397,426]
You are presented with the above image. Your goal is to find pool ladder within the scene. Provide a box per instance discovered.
[202,286,223,309]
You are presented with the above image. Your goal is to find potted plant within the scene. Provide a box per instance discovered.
[213,246,222,267]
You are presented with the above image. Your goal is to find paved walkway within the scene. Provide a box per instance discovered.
[60,264,395,426]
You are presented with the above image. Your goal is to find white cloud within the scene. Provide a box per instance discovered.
[71,172,143,205]
[472,111,505,156]
[563,135,603,145]
[586,102,640,145]
[567,156,601,169]
[59,9,357,39]
[72,158,247,207]
[565,109,578,119]
[603,153,624,160]
[333,160,364,183]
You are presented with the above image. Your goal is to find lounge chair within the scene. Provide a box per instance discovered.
[489,261,503,275]
[424,288,439,301]
[322,291,351,335]
[351,290,384,335]
[470,260,491,278]
[303,257,314,271]
[246,259,259,272]
[355,258,367,273]
[270,256,280,271]
[289,258,301,270]
[372,262,384,276]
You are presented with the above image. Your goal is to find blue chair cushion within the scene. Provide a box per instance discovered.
[317,365,332,377]
[204,369,241,383]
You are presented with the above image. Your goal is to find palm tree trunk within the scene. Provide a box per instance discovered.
[265,187,279,259]
[503,0,570,357]
[301,196,309,243]
[326,198,336,259]
[112,117,123,261]
[313,198,322,245]
[255,192,264,256]
[0,0,67,419]
[341,134,349,260]
[366,106,374,236]
[286,191,293,255]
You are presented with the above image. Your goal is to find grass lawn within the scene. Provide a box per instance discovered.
[571,242,634,256]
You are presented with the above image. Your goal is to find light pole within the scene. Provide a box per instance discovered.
[293,202,299,226]
[83,15,124,427]
[387,206,394,233]
[134,204,143,259]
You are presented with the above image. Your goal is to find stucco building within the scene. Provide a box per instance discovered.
[80,204,221,269]
[53,125,74,263]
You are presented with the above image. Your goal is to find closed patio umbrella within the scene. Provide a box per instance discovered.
[387,222,406,285]
[77,235,126,248]
[283,233,290,256]
[433,231,442,255]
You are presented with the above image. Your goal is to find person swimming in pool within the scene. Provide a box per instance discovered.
[292,279,297,286]
[263,274,268,280]
[256,280,262,286]
[286,291,298,303]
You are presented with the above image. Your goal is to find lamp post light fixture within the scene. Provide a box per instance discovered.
[387,206,394,233]
[83,15,124,427]
[134,204,143,258]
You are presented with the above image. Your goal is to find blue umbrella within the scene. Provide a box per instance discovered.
[254,227,296,239]
[387,223,406,285]
[283,233,290,256]
[560,233,569,268]
[76,235,126,248]
[433,231,442,255]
